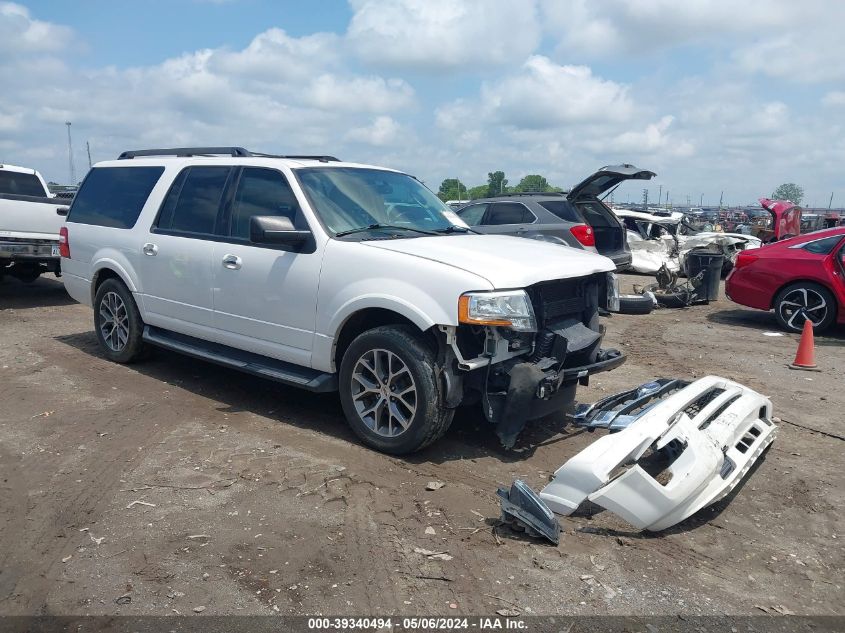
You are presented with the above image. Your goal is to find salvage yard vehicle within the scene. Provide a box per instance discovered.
[726,227,845,333]
[753,198,802,243]
[0,163,65,283]
[60,147,625,453]
[455,165,657,271]
[615,208,762,276]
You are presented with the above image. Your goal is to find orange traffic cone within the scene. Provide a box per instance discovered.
[788,318,820,371]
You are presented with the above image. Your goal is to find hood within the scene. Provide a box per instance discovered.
[363,234,615,288]
[758,198,797,215]
[568,164,656,201]
[614,209,683,225]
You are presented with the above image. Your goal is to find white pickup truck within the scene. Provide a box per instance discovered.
[0,163,66,282]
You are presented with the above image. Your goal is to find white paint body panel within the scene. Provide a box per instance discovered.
[539,376,777,531]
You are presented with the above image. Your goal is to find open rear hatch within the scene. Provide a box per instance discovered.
[568,165,656,265]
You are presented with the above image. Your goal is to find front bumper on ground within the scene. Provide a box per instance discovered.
[494,347,626,448]
[539,376,777,531]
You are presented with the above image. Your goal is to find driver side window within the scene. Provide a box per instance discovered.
[230,168,301,240]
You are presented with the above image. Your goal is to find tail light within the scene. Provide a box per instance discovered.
[734,250,758,270]
[59,226,70,258]
[569,224,595,247]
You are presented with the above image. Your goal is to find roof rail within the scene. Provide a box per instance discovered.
[494,191,566,197]
[117,148,342,162]
[250,152,341,162]
[118,147,252,159]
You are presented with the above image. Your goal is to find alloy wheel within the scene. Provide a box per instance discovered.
[99,291,130,352]
[350,348,417,437]
[778,287,828,330]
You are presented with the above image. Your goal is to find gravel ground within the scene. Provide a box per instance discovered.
[0,273,842,617]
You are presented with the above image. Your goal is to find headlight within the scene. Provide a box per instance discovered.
[458,290,537,331]
[606,272,620,312]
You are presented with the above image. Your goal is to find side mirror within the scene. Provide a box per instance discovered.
[56,206,69,216]
[250,215,311,247]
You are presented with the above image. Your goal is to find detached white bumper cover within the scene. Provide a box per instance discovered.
[539,376,777,531]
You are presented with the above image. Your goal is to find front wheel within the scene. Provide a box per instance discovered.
[93,278,148,363]
[774,282,836,333]
[338,325,453,454]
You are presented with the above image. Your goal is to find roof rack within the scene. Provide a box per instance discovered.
[249,152,341,163]
[118,147,252,159]
[494,191,566,197]
[117,147,341,162]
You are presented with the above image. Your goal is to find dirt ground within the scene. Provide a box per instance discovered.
[0,272,843,617]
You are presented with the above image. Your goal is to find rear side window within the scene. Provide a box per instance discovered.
[486,202,534,225]
[457,203,487,226]
[538,200,580,222]
[156,167,231,235]
[0,170,48,197]
[68,167,164,229]
[800,235,843,254]
[230,168,301,239]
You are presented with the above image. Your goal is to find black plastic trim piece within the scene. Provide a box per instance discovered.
[119,147,251,159]
[142,325,337,392]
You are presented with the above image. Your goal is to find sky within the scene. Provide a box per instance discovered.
[1,0,844,207]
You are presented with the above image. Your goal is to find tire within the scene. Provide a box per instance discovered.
[774,282,837,334]
[618,294,653,315]
[93,278,148,363]
[338,325,454,454]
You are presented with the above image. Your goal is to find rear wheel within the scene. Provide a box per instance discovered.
[774,282,836,333]
[93,278,148,363]
[339,325,453,454]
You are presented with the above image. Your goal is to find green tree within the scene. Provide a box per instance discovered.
[772,183,804,204]
[487,171,508,197]
[514,174,553,193]
[467,185,489,200]
[437,178,468,201]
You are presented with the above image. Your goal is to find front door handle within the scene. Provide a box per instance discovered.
[142,243,158,256]
[222,254,242,270]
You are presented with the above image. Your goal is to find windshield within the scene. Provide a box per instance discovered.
[295,167,464,236]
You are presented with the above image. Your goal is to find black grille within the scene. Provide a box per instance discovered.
[529,274,601,327]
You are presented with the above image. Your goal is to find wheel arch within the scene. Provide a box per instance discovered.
[332,307,438,374]
[90,261,137,304]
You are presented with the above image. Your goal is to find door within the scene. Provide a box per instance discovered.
[476,201,536,237]
[212,167,322,367]
[139,166,231,334]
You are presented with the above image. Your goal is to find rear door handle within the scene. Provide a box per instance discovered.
[142,243,158,256]
[222,254,242,270]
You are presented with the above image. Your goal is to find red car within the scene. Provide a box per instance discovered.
[726,227,845,333]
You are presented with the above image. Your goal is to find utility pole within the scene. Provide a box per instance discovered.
[86,141,93,169]
[719,191,724,209]
[700,193,703,207]
[65,122,76,185]
[829,192,834,209]
[642,188,648,211]
[658,184,663,207]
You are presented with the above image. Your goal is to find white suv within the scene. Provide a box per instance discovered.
[61,147,624,453]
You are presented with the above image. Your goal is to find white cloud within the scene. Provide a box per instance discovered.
[0,2,73,54]
[600,116,694,157]
[345,116,403,146]
[305,75,415,112]
[347,0,540,70]
[480,56,634,128]
[540,0,799,57]
[822,91,845,107]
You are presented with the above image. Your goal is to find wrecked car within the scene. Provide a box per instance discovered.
[615,208,762,275]
[754,198,802,242]
[539,376,777,531]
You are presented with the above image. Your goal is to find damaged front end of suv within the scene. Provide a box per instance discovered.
[439,272,626,448]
